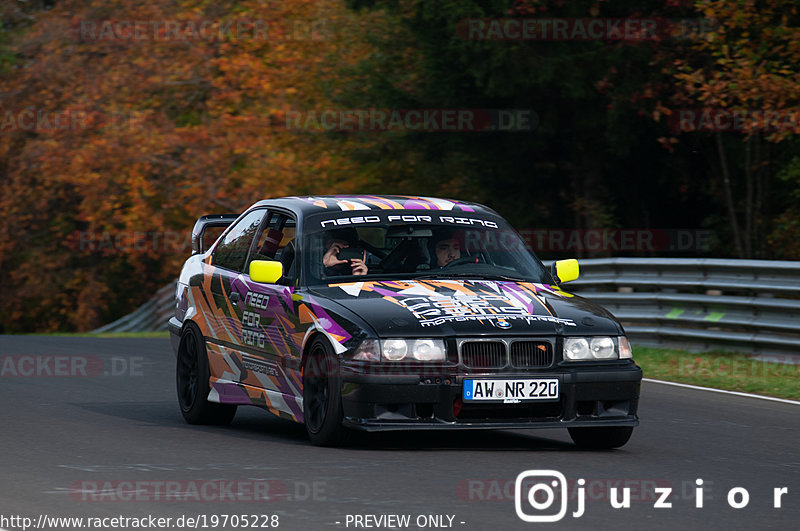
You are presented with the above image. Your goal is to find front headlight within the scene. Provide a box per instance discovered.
[350,339,447,362]
[563,336,631,361]
[383,339,408,361]
[409,339,445,361]
[590,337,616,359]
[564,338,592,360]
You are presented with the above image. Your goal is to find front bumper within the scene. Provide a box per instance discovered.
[340,362,641,431]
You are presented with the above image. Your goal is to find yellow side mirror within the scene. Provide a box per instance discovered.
[554,259,579,283]
[249,260,283,284]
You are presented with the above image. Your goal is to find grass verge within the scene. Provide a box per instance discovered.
[634,346,800,401]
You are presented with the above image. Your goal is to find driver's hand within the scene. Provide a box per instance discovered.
[323,240,349,268]
[350,251,368,276]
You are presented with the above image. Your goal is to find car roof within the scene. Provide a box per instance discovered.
[252,195,498,216]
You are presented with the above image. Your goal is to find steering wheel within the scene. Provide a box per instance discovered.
[379,240,415,272]
[357,239,387,259]
[441,255,482,268]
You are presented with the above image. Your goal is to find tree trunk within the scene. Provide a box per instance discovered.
[753,135,764,257]
[715,132,745,258]
[744,136,753,257]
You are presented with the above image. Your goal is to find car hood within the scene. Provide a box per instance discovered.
[310,279,622,337]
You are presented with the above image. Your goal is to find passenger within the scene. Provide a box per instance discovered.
[322,228,368,276]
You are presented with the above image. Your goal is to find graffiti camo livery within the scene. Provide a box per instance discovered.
[169,195,642,448]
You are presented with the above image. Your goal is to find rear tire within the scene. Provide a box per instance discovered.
[176,323,237,425]
[303,338,351,447]
[568,426,633,449]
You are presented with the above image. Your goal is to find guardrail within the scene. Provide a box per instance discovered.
[570,258,800,355]
[93,282,174,333]
[93,258,800,355]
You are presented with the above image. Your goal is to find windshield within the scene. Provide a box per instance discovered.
[302,212,552,284]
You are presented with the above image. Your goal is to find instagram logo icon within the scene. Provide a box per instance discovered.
[515,470,569,522]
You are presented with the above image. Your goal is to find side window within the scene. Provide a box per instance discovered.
[212,209,266,272]
[248,212,298,284]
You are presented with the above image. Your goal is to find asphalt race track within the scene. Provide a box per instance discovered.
[0,336,797,531]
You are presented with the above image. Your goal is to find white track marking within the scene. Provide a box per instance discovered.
[644,378,800,406]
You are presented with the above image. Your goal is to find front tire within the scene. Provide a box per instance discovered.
[568,426,633,449]
[176,323,237,425]
[303,337,351,446]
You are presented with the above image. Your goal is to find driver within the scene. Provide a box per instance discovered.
[322,228,368,276]
[431,230,461,268]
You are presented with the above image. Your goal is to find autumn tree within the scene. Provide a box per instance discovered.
[650,0,800,258]
[0,0,374,331]
[343,0,713,241]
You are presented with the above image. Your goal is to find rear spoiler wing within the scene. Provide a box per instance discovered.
[191,214,239,254]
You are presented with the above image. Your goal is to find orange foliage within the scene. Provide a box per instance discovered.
[0,0,378,331]
[655,0,800,142]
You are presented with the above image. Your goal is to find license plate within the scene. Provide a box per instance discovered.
[463,378,559,402]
